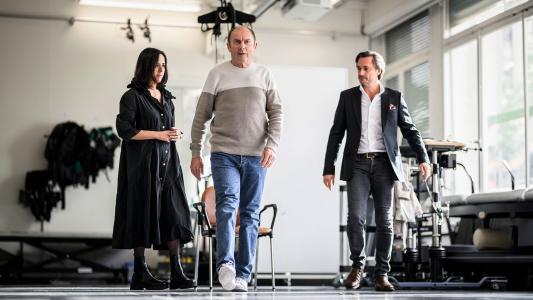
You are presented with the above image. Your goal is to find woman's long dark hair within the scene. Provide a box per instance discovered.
[132,48,168,88]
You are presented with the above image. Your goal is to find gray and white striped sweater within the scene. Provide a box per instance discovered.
[190,61,283,157]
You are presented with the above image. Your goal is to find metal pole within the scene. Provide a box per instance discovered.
[522,12,530,187]
[254,241,259,290]
[339,185,345,271]
[209,238,213,290]
[270,238,276,290]
[431,150,440,248]
[193,225,200,290]
[429,149,445,282]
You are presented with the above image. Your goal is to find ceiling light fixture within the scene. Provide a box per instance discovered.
[79,0,202,13]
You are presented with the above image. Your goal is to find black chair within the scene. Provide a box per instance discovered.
[193,186,278,290]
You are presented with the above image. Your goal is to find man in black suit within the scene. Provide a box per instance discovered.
[323,51,431,291]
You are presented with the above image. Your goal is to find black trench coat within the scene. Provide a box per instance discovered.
[112,81,193,250]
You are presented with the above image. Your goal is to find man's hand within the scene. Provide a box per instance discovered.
[419,162,431,182]
[261,147,276,168]
[190,157,204,181]
[323,175,335,190]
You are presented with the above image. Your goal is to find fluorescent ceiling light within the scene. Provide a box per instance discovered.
[79,0,202,12]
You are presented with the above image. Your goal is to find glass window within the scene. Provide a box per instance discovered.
[447,0,528,37]
[444,40,480,195]
[481,21,525,191]
[385,76,399,91]
[386,11,430,64]
[404,62,430,137]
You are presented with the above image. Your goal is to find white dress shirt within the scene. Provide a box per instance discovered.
[357,83,386,154]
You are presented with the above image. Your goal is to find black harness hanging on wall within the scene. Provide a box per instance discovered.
[19,170,62,226]
[19,122,121,229]
[88,127,121,183]
[44,121,91,208]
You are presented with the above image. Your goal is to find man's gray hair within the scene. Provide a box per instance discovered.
[227,25,256,43]
[355,51,386,80]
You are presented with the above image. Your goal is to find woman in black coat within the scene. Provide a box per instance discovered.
[112,48,193,290]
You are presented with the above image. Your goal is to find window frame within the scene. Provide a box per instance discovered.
[443,8,533,191]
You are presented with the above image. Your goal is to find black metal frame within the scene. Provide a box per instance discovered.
[254,204,277,290]
[0,233,124,283]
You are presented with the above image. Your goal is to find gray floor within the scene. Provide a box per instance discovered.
[1,286,533,300]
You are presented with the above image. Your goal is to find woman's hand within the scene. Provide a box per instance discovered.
[157,128,182,142]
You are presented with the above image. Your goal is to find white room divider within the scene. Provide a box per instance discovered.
[257,65,349,274]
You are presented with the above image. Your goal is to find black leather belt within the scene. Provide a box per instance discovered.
[356,152,386,160]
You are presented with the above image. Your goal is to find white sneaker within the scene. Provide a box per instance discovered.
[218,263,236,291]
[233,277,248,292]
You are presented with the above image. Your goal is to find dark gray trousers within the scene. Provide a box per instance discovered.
[346,154,395,276]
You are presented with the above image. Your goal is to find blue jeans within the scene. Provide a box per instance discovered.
[210,152,267,281]
[346,155,395,276]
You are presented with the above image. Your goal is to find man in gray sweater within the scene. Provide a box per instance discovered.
[190,26,283,292]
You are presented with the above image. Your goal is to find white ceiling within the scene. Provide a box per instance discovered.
[0,0,368,35]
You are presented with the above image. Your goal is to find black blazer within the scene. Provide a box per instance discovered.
[323,86,429,182]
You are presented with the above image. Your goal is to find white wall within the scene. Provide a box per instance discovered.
[0,7,366,236]
[0,17,211,233]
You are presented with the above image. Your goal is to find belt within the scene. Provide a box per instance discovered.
[356,152,386,160]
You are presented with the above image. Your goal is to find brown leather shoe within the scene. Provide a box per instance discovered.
[374,275,395,291]
[344,267,363,289]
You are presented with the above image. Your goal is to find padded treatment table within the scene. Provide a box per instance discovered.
[447,188,533,219]
[443,189,533,289]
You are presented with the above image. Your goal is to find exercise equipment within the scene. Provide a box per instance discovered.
[400,140,533,289]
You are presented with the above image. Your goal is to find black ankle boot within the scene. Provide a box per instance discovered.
[130,256,168,290]
[169,255,194,289]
